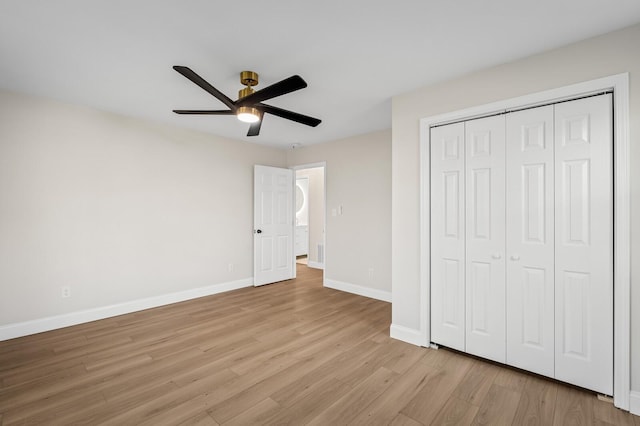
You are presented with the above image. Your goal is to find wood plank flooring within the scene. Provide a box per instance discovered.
[1,265,638,425]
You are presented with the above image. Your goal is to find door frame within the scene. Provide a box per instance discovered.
[419,73,630,409]
[290,162,327,276]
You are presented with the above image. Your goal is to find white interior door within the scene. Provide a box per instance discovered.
[430,122,466,351]
[554,94,613,394]
[505,105,555,377]
[464,115,506,363]
[254,165,294,286]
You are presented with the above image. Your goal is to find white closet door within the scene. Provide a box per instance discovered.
[505,106,555,377]
[464,115,506,363]
[554,94,613,395]
[430,122,466,351]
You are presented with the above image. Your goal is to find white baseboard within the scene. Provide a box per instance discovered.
[323,278,391,303]
[390,324,427,347]
[0,278,253,342]
[630,391,640,416]
[307,261,324,270]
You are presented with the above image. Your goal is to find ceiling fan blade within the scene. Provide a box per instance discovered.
[173,66,236,110]
[260,104,321,127]
[239,75,307,105]
[247,121,262,137]
[173,109,234,115]
[246,110,264,136]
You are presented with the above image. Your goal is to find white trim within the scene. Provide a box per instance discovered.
[324,278,392,303]
[290,161,327,171]
[0,278,253,342]
[418,106,432,348]
[612,75,631,411]
[390,324,424,346]
[417,73,630,410]
[307,261,324,270]
[630,391,640,416]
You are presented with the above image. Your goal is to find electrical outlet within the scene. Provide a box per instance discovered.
[228,263,234,272]
[61,286,71,298]
[368,268,374,279]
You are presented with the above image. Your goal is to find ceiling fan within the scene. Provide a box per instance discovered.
[172,66,321,137]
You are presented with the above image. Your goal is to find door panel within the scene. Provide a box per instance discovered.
[430,122,466,351]
[562,159,590,245]
[469,261,491,333]
[444,171,462,238]
[554,94,613,395]
[254,165,294,286]
[505,105,555,377]
[465,115,506,363]
[561,271,590,357]
[521,267,546,346]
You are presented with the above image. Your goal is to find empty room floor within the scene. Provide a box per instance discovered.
[0,265,638,425]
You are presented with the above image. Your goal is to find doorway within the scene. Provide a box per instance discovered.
[293,164,326,271]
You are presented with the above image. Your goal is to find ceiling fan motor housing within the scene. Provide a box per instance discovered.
[239,71,258,99]
[240,71,259,86]
[238,86,254,99]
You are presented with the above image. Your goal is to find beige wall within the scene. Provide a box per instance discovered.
[287,130,392,295]
[391,23,640,392]
[296,167,325,265]
[0,89,286,326]
[0,89,392,334]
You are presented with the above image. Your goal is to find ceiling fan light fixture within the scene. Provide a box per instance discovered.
[237,106,260,123]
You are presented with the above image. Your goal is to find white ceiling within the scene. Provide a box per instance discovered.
[1,1,639,148]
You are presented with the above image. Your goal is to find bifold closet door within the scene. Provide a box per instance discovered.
[430,122,466,351]
[464,116,506,363]
[430,94,613,395]
[505,105,555,378]
[554,94,613,395]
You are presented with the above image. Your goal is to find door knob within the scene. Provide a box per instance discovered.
[491,253,502,260]
[255,229,262,234]
[510,254,520,261]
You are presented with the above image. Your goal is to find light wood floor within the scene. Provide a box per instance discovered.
[1,265,638,425]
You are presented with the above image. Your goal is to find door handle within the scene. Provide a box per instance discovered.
[254,229,262,234]
[510,254,520,261]
[491,253,502,260]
